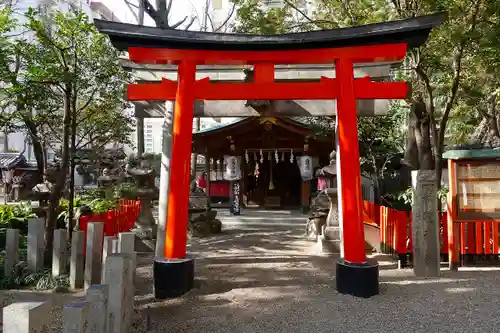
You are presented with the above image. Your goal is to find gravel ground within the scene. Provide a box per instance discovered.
[3,211,500,332]
[129,219,500,333]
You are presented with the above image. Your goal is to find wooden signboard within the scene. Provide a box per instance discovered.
[456,161,500,219]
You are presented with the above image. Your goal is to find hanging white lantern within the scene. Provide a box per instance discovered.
[290,149,294,163]
[223,155,242,181]
[245,150,249,164]
[260,149,264,164]
[297,155,313,181]
[274,149,279,163]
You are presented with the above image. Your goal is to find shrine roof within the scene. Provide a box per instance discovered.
[94,12,445,52]
[443,149,500,160]
[193,117,325,137]
[0,153,27,170]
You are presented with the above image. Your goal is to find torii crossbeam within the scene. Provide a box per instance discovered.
[95,11,445,299]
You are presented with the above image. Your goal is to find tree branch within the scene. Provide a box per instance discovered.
[214,3,236,32]
[142,0,164,27]
[76,86,100,113]
[283,0,334,28]
[124,0,140,22]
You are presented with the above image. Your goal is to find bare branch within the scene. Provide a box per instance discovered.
[214,3,236,32]
[183,16,196,30]
[170,16,188,29]
[124,0,139,22]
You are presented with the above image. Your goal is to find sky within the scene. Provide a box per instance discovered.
[97,0,209,29]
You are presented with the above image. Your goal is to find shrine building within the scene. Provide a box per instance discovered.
[191,116,334,210]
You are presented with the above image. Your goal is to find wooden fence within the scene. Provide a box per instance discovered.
[362,200,500,267]
[79,199,141,241]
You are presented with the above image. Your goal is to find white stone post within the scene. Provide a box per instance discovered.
[116,252,136,331]
[118,232,134,253]
[53,229,68,276]
[411,170,441,277]
[102,236,116,283]
[3,301,51,332]
[118,232,137,284]
[4,228,20,277]
[27,218,45,272]
[84,222,104,290]
[63,300,90,333]
[111,238,119,253]
[86,284,109,333]
[104,254,133,333]
[70,230,85,289]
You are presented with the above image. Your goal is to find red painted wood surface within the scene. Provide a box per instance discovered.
[79,200,141,256]
[128,77,409,101]
[336,58,366,264]
[130,43,410,262]
[128,44,407,65]
[363,200,500,260]
[165,61,196,259]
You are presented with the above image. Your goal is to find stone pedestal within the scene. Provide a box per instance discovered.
[411,170,440,277]
[4,229,19,277]
[52,229,68,276]
[27,218,45,272]
[84,222,104,290]
[70,231,85,289]
[132,198,157,252]
[3,301,51,332]
[317,188,342,254]
[154,257,194,299]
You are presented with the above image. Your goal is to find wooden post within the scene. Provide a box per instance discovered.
[334,58,379,298]
[335,58,366,264]
[165,61,196,259]
[204,153,211,210]
[447,159,460,271]
[301,180,311,214]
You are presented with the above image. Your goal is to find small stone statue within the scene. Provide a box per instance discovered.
[97,168,113,187]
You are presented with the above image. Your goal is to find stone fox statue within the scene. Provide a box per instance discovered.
[403,94,434,171]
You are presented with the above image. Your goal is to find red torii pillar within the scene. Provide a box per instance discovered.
[127,45,409,299]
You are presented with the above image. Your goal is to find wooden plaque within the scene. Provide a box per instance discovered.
[456,162,500,218]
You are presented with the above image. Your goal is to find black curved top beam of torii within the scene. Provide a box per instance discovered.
[94,12,446,52]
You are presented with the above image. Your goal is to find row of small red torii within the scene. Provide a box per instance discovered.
[127,44,410,265]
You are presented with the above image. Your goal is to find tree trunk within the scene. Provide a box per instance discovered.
[404,97,434,171]
[45,85,72,254]
[67,90,78,240]
[23,117,45,181]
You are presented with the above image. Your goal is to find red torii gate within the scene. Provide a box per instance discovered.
[95,12,445,299]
